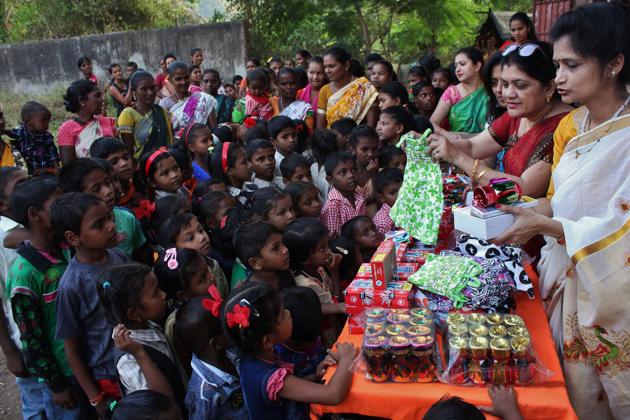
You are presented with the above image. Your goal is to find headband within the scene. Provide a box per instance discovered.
[182,124,195,148]
[144,148,169,178]
[221,142,230,175]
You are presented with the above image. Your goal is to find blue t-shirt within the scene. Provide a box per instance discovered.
[239,355,309,420]
[55,249,127,380]
[274,337,326,378]
[192,161,211,182]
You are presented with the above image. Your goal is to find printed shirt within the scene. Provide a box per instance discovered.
[274,337,326,379]
[186,354,248,420]
[373,203,394,235]
[9,124,60,174]
[320,187,366,238]
[6,242,71,391]
[113,207,146,259]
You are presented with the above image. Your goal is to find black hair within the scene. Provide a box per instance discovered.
[163,53,177,62]
[221,282,282,355]
[432,67,454,84]
[294,66,309,89]
[153,248,207,299]
[0,167,24,200]
[330,118,358,136]
[296,49,312,60]
[311,129,338,166]
[373,60,397,81]
[501,41,556,92]
[179,123,208,149]
[280,286,322,344]
[247,57,261,67]
[423,396,485,420]
[126,61,138,70]
[243,120,270,143]
[212,124,233,143]
[209,142,245,184]
[324,151,355,177]
[188,64,200,75]
[309,55,324,66]
[129,70,154,91]
[167,61,188,76]
[418,53,441,75]
[378,145,406,168]
[349,59,365,78]
[292,119,309,154]
[20,101,50,122]
[59,157,107,192]
[268,115,296,139]
[349,125,378,147]
[63,79,99,113]
[245,139,274,160]
[408,65,428,79]
[456,47,484,66]
[202,68,221,81]
[248,186,290,219]
[227,80,238,88]
[211,206,256,259]
[340,215,372,240]
[373,167,403,194]
[9,175,61,228]
[197,190,234,228]
[234,222,281,270]
[89,136,127,159]
[175,296,223,357]
[268,56,283,65]
[49,192,104,240]
[279,153,309,180]
[97,263,153,326]
[380,81,409,106]
[365,52,384,64]
[159,212,196,248]
[323,46,352,65]
[282,218,328,271]
[77,56,91,69]
[510,12,537,41]
[380,106,414,135]
[138,148,177,187]
[330,236,360,282]
[414,115,434,133]
[277,66,296,82]
[285,181,318,211]
[246,68,269,87]
[550,2,630,85]
[481,52,507,120]
[411,81,433,98]
[110,390,180,420]
[190,48,202,56]
[149,194,191,242]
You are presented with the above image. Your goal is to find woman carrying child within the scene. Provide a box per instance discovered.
[271,68,314,132]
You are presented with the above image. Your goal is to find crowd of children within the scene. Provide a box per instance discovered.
[7,15,610,417]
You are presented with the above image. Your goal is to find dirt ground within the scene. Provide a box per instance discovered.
[0,351,23,419]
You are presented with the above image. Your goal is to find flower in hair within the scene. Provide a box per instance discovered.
[243,117,257,129]
[226,304,250,328]
[164,248,179,270]
[201,285,223,317]
[295,124,304,133]
[133,200,156,221]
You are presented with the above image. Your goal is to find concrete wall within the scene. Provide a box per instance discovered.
[0,21,247,94]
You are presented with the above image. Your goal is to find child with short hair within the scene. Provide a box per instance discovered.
[232,69,273,123]
[340,215,383,262]
[209,142,254,205]
[6,177,88,417]
[59,158,148,262]
[321,152,366,238]
[378,145,407,171]
[276,287,332,378]
[97,263,185,407]
[197,191,237,233]
[246,139,284,188]
[248,186,296,231]
[179,123,213,182]
[349,125,379,190]
[108,390,181,420]
[310,128,338,202]
[147,194,191,245]
[52,192,128,416]
[377,106,414,147]
[8,102,60,175]
[412,82,438,118]
[269,116,298,174]
[177,295,248,420]
[432,67,453,91]
[329,236,362,290]
[233,222,293,290]
[222,282,357,419]
[372,168,403,235]
[285,181,322,218]
[330,118,357,151]
[280,153,312,185]
[138,148,190,201]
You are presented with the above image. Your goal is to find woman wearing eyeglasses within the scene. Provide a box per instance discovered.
[486,4,630,418]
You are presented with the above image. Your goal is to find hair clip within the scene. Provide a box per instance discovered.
[132,200,156,221]
[335,246,348,255]
[243,117,257,129]
[295,124,304,133]
[201,285,223,317]
[226,303,250,328]
[164,248,179,270]
[108,400,117,412]
[102,281,112,288]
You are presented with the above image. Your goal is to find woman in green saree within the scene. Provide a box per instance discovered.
[430,47,489,139]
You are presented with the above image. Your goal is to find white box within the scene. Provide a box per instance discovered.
[453,206,516,240]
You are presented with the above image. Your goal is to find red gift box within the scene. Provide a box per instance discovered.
[395,242,408,262]
[354,262,419,281]
[370,239,396,289]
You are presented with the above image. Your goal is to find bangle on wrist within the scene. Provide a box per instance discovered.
[90,391,106,407]
[471,159,480,185]
[476,168,490,184]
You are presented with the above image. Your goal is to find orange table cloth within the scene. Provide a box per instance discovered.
[311,273,577,420]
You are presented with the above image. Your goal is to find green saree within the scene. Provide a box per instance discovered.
[448,87,489,133]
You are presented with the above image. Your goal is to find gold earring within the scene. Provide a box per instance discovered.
[546,96,551,103]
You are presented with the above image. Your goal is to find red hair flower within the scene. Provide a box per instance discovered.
[201,285,223,317]
[295,124,304,133]
[133,200,156,221]
[243,117,257,129]
[226,304,250,328]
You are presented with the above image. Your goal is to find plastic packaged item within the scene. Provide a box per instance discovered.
[360,308,437,383]
[440,312,551,386]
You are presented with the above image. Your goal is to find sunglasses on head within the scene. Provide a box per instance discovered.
[502,43,549,61]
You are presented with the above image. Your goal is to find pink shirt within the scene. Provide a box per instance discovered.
[320,187,366,238]
[373,203,394,235]
[440,84,462,106]
[57,116,117,158]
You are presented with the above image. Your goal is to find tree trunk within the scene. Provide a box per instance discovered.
[353,0,372,54]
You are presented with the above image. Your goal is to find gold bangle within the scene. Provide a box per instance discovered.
[471,159,480,185]
[476,168,490,184]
